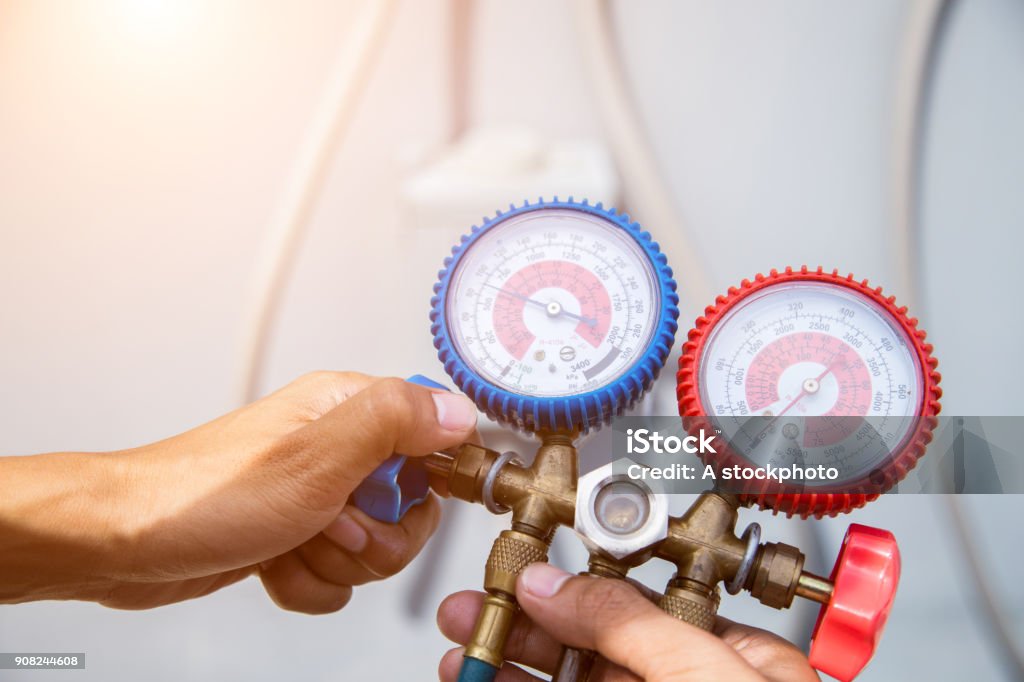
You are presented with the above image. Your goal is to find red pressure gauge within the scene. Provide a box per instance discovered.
[678,267,941,517]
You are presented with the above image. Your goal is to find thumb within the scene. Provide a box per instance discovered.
[516,563,758,681]
[279,377,477,501]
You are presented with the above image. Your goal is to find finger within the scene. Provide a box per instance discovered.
[280,377,478,498]
[259,551,353,615]
[437,591,563,673]
[516,563,760,681]
[295,534,377,587]
[588,655,644,682]
[624,576,663,603]
[438,647,543,682]
[714,617,820,682]
[317,499,441,579]
[438,591,642,681]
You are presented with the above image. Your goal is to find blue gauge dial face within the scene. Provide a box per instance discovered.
[446,209,659,398]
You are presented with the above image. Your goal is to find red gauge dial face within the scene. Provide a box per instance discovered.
[744,332,872,448]
[678,269,941,517]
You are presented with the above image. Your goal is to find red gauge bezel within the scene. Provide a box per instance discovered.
[677,266,942,518]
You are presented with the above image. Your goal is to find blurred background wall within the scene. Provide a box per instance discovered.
[0,0,1021,680]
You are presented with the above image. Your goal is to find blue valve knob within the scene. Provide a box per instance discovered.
[351,375,450,523]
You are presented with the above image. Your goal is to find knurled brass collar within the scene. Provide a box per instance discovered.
[484,530,549,595]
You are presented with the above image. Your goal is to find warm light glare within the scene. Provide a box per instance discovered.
[100,0,198,47]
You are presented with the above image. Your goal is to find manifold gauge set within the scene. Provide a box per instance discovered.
[352,199,942,682]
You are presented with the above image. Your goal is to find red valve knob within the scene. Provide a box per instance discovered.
[809,524,901,682]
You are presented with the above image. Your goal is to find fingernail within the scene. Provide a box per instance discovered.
[324,511,369,553]
[433,393,478,431]
[520,563,572,598]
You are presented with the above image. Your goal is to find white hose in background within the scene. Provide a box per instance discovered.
[891,0,949,311]
[568,0,713,311]
[234,0,398,405]
[948,496,1024,680]
[894,1,1024,676]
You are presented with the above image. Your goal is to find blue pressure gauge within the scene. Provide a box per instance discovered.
[430,198,679,433]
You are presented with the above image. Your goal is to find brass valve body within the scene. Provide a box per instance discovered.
[451,434,576,670]
[433,437,837,678]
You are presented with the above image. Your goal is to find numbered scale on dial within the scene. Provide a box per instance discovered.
[432,199,679,433]
[678,267,941,517]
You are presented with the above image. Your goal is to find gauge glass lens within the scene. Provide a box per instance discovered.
[698,282,924,482]
[594,480,651,535]
[446,209,659,398]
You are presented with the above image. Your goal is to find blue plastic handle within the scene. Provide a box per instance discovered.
[350,375,450,523]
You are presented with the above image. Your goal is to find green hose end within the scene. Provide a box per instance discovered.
[457,656,498,682]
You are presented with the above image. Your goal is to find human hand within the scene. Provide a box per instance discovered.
[0,372,477,613]
[437,563,819,681]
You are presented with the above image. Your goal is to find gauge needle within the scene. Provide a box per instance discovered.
[483,282,598,327]
[776,364,835,418]
[752,364,837,445]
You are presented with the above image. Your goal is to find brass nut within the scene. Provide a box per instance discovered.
[484,530,548,594]
[748,542,804,609]
[449,444,497,503]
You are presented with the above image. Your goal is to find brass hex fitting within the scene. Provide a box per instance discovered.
[446,443,501,503]
[443,435,577,531]
[747,541,805,609]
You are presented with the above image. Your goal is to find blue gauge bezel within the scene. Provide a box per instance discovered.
[429,198,679,433]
